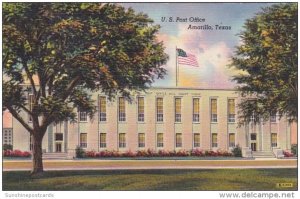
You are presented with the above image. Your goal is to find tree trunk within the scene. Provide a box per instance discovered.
[31,134,44,176]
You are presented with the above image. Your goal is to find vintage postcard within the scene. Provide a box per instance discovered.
[2,1,298,198]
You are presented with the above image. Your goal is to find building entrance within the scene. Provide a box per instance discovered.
[250,133,257,151]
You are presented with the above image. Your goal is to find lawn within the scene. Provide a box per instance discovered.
[2,169,297,191]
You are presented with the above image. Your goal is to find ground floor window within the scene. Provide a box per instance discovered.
[100,133,106,148]
[176,133,182,148]
[157,133,163,148]
[271,133,277,147]
[193,133,200,147]
[80,133,87,148]
[119,133,126,148]
[229,133,235,147]
[212,133,218,148]
[138,133,145,148]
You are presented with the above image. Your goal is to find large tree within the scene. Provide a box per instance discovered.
[3,3,168,175]
[230,3,297,124]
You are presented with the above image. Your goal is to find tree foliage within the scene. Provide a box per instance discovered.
[230,3,297,124]
[3,2,168,129]
[2,2,168,174]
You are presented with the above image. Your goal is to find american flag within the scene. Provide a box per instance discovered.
[177,48,199,67]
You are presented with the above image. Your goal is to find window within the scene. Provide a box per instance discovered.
[270,113,277,123]
[138,133,145,148]
[156,98,163,122]
[175,98,181,122]
[251,133,257,141]
[157,133,163,147]
[119,133,126,148]
[3,129,13,145]
[28,94,34,122]
[100,133,106,148]
[212,133,218,148]
[80,133,87,148]
[79,111,87,122]
[138,97,145,122]
[250,114,255,123]
[176,133,182,148]
[211,99,217,122]
[99,96,106,122]
[55,133,63,141]
[229,133,235,147]
[194,133,200,147]
[271,133,277,147]
[228,99,235,123]
[193,98,200,122]
[119,97,126,122]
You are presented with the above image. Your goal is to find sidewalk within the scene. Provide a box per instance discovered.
[3,159,297,171]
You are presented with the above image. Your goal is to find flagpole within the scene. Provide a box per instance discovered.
[176,46,178,87]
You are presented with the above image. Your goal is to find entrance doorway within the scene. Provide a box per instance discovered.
[250,133,257,151]
[56,143,62,152]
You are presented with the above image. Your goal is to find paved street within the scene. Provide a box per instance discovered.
[3,159,297,171]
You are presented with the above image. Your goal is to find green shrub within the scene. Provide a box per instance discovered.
[291,144,297,156]
[3,144,13,151]
[232,145,242,157]
[75,146,86,158]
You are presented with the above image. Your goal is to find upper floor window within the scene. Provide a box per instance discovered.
[138,97,145,122]
[79,111,87,122]
[211,99,218,122]
[270,113,277,123]
[55,133,63,141]
[175,98,181,122]
[119,97,126,122]
[193,98,200,122]
[99,96,106,122]
[228,99,235,123]
[156,98,164,122]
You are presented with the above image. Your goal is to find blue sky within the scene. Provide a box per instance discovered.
[123,3,276,89]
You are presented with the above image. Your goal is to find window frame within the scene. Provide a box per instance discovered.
[175,97,182,123]
[228,99,236,123]
[80,133,87,148]
[212,133,218,148]
[118,97,126,122]
[157,133,164,148]
[211,98,218,123]
[137,97,145,122]
[138,133,145,148]
[175,133,182,148]
[229,133,235,148]
[99,133,107,148]
[79,111,88,122]
[193,133,200,148]
[271,133,278,148]
[119,133,126,148]
[156,97,164,122]
[99,96,107,122]
[193,98,200,123]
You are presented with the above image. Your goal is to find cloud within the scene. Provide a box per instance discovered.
[155,24,238,89]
